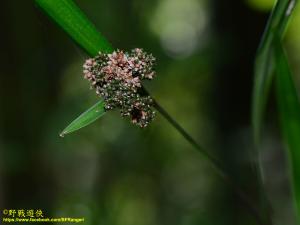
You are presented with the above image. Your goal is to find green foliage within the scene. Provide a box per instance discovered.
[252,0,297,144]
[35,0,113,55]
[252,0,300,221]
[60,100,105,136]
[35,0,114,135]
[275,35,300,223]
[35,0,300,223]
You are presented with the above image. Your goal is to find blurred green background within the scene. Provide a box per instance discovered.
[1,0,300,224]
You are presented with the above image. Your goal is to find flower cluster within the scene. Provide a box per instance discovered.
[83,48,156,127]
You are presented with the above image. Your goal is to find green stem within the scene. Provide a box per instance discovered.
[150,95,266,225]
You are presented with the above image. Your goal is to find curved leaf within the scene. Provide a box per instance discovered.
[35,0,114,135]
[35,0,113,56]
[275,36,300,222]
[252,0,297,145]
[60,100,106,137]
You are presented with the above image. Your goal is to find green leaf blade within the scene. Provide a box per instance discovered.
[35,0,114,134]
[60,100,106,137]
[35,0,113,56]
[252,0,297,145]
[275,37,300,223]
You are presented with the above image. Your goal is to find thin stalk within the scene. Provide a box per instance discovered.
[148,94,266,225]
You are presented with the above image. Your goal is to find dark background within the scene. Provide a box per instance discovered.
[1,0,300,224]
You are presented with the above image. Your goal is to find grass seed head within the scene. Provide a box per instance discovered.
[83,48,156,127]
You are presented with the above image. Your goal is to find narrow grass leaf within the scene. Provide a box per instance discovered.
[275,36,300,222]
[35,0,113,56]
[60,100,106,137]
[35,0,115,134]
[252,0,297,145]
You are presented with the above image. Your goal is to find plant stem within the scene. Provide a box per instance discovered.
[149,94,266,225]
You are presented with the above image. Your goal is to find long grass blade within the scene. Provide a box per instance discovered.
[252,0,297,145]
[35,0,114,135]
[35,0,113,56]
[60,100,106,137]
[275,36,300,223]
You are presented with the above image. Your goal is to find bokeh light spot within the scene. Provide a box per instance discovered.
[150,0,208,58]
